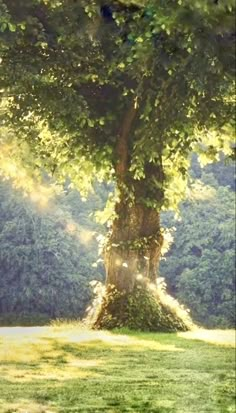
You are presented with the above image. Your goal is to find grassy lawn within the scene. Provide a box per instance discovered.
[0,325,235,413]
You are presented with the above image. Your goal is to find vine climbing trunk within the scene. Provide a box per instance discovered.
[104,91,164,293]
[93,197,190,331]
[104,200,163,292]
[104,91,162,292]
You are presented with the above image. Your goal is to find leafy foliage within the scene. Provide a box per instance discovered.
[0,0,235,208]
[0,158,234,327]
[191,152,235,190]
[0,178,105,324]
[160,171,235,328]
[93,283,191,331]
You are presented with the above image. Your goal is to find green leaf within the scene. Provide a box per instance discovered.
[0,22,7,32]
[8,23,16,32]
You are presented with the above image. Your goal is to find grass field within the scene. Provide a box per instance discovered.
[0,325,235,413]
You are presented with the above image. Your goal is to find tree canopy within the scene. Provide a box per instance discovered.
[0,0,235,208]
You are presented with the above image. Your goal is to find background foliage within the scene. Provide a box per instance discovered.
[160,157,235,328]
[0,156,234,327]
[0,178,105,325]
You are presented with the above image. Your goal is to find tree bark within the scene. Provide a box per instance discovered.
[104,92,164,293]
[104,199,163,292]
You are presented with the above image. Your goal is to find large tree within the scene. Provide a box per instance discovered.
[0,0,235,330]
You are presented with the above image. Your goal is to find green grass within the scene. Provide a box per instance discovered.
[0,325,235,413]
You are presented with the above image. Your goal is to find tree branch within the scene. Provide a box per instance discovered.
[115,98,137,181]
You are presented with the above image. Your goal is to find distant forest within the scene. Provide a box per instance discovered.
[0,155,235,328]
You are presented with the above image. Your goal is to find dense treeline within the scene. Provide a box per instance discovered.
[160,157,235,328]
[160,178,235,328]
[0,179,105,325]
[0,157,235,327]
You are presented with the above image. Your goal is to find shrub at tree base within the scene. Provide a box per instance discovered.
[93,284,191,332]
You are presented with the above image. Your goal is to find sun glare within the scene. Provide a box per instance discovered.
[65,221,96,246]
[78,228,95,246]
[0,140,99,250]
[65,222,77,233]
[0,142,55,209]
[30,188,52,208]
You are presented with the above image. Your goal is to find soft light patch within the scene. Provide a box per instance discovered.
[51,329,184,352]
[0,326,184,355]
[178,329,235,347]
[0,400,57,413]
[2,364,101,383]
[0,140,55,209]
[78,228,95,246]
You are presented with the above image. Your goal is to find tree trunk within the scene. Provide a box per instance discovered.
[104,200,163,292]
[92,194,191,332]
[105,92,164,292]
[92,94,191,331]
